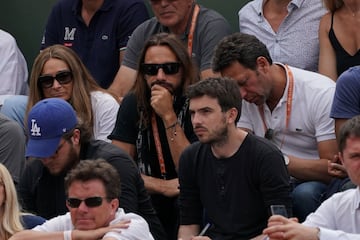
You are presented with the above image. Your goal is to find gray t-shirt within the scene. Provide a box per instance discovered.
[122,5,233,72]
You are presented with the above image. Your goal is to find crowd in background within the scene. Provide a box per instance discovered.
[1,0,360,239]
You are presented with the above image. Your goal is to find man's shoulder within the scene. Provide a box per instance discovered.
[337,66,360,86]
[84,140,132,160]
[239,0,261,15]
[132,17,161,37]
[290,66,335,90]
[198,5,229,22]
[244,133,282,154]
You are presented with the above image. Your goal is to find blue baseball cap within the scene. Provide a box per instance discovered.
[26,98,77,158]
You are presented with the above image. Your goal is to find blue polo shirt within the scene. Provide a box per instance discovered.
[41,0,149,88]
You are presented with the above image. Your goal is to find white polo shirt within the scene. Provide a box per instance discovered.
[237,63,336,159]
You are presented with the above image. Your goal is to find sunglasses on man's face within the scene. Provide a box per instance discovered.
[66,196,108,208]
[38,70,73,89]
[141,62,180,76]
[150,0,178,4]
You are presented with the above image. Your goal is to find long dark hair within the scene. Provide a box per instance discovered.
[133,33,198,127]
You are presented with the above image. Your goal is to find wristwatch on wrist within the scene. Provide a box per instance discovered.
[283,155,290,166]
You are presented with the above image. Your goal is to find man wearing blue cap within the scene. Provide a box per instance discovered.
[18,98,166,240]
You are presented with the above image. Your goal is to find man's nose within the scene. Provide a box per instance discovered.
[156,68,166,80]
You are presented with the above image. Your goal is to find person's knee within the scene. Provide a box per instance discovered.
[292,182,327,222]
[292,181,326,202]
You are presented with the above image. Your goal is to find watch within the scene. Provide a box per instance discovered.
[283,155,290,166]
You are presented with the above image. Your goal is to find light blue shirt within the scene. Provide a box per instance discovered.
[238,0,326,72]
[303,187,360,240]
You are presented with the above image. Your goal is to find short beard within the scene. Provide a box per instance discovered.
[60,143,79,175]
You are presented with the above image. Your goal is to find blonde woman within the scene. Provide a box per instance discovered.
[0,163,23,239]
[318,0,360,80]
[24,44,119,142]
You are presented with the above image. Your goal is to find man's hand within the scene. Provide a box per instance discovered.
[150,84,174,120]
[328,154,347,178]
[263,215,318,240]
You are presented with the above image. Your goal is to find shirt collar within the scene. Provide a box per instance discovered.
[257,0,304,16]
[72,0,112,15]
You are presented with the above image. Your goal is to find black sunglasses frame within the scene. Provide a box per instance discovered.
[141,62,180,76]
[66,196,108,208]
[38,70,73,89]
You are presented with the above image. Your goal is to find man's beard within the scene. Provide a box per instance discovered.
[151,80,175,95]
[56,145,79,176]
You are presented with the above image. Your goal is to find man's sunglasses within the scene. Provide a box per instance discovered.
[66,196,108,208]
[38,70,73,89]
[141,62,180,76]
[150,0,177,4]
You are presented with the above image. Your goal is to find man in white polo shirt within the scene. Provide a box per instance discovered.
[212,33,337,222]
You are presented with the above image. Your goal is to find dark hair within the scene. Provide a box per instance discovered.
[133,32,199,127]
[338,116,360,153]
[64,159,120,199]
[212,33,273,72]
[186,77,242,123]
[62,122,93,145]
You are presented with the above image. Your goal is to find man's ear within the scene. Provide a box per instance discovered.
[71,129,81,145]
[110,198,119,213]
[227,107,238,124]
[256,56,270,73]
[338,152,345,165]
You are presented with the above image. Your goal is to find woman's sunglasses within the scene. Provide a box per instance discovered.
[141,62,180,76]
[38,70,73,89]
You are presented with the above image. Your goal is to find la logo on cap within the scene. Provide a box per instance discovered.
[30,119,41,136]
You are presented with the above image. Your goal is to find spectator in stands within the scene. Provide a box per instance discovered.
[108,0,232,99]
[213,33,337,222]
[0,163,45,240]
[12,159,154,240]
[0,113,25,185]
[239,0,326,72]
[18,98,166,239]
[318,0,360,80]
[41,0,149,88]
[263,115,360,240]
[1,45,119,142]
[109,33,198,240]
[178,77,292,240]
[0,29,28,105]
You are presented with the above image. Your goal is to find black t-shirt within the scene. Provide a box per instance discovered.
[179,134,292,240]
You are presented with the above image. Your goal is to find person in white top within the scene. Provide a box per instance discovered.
[10,159,154,240]
[212,33,337,222]
[0,29,28,103]
[263,115,360,240]
[0,44,120,142]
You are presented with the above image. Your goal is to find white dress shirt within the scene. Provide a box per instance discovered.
[303,187,360,240]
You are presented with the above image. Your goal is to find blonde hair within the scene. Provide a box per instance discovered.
[0,164,23,239]
[323,0,344,12]
[26,44,117,135]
